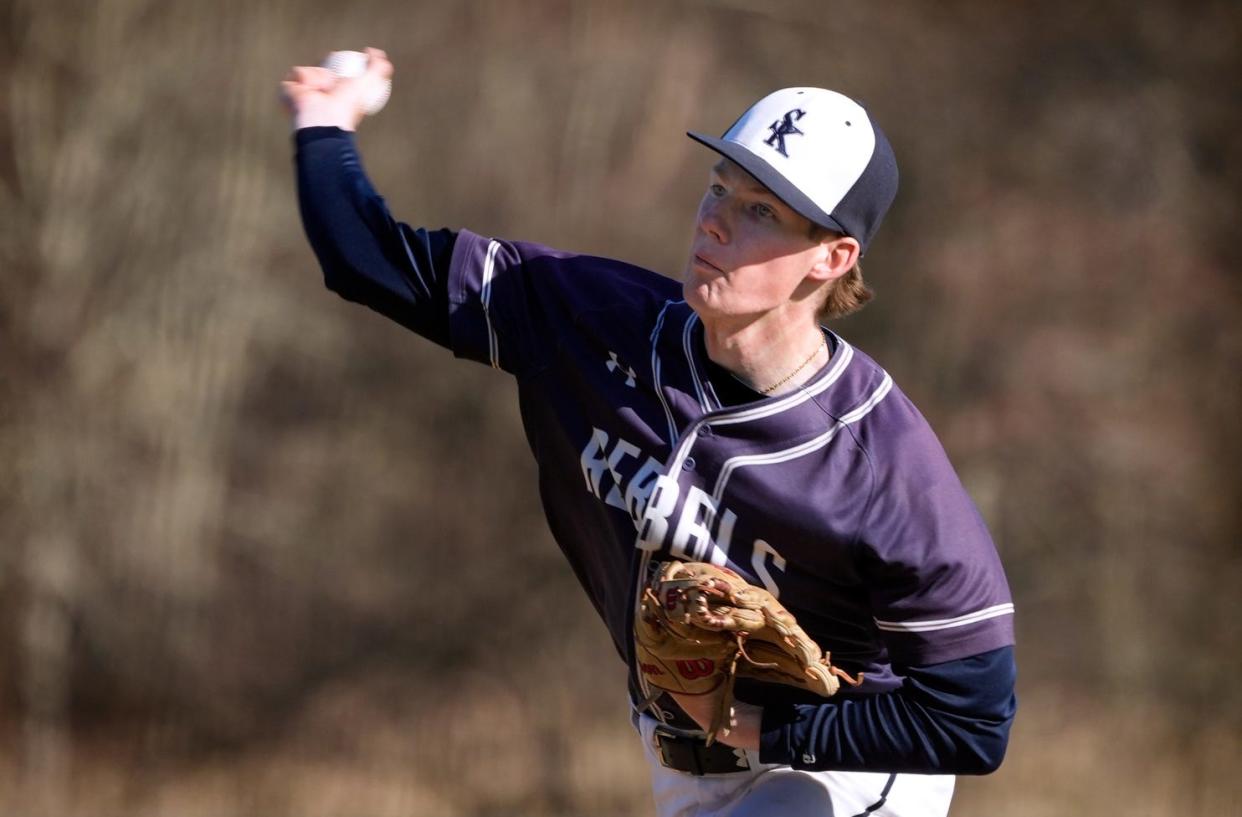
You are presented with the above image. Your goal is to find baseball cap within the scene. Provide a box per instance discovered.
[688,87,898,254]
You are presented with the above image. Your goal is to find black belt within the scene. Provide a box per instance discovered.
[652,727,752,776]
[630,680,752,776]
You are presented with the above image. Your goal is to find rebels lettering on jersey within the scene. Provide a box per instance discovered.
[446,229,1014,691]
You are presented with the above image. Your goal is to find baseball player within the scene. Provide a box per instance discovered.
[282,48,1016,817]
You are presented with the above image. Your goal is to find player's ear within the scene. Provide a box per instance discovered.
[807,234,859,284]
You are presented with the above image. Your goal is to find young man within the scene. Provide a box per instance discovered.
[282,48,1016,817]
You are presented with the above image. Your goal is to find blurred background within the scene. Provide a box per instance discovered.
[2,0,1239,814]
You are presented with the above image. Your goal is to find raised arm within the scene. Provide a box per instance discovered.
[282,49,456,346]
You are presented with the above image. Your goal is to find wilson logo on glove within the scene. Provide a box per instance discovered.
[674,658,717,679]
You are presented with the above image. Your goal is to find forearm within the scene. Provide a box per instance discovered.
[757,646,1016,774]
[680,647,1016,774]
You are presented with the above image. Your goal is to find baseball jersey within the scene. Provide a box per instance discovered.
[295,127,1016,773]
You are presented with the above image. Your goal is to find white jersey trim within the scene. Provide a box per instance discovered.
[650,301,680,444]
[874,603,1015,633]
[681,313,715,412]
[654,329,863,495]
[481,240,501,369]
[708,334,855,428]
[710,372,892,503]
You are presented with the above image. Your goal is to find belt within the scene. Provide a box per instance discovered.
[652,726,752,776]
[629,681,753,776]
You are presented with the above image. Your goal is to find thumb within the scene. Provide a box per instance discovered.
[362,47,393,81]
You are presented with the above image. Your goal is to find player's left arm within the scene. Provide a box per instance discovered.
[683,387,1018,774]
[767,646,1014,773]
[675,646,1016,774]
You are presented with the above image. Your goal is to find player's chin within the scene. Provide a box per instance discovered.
[682,279,717,318]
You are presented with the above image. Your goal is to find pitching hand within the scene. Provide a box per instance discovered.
[280,47,392,131]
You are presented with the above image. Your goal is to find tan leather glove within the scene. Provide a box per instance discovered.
[635,561,861,744]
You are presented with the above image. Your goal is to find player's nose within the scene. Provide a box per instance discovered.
[696,196,729,244]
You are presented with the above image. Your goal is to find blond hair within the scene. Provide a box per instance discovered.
[808,224,874,320]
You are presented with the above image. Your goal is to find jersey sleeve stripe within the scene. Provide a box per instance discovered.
[873,603,1015,633]
[480,239,501,369]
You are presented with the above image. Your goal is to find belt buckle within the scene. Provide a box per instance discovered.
[653,728,691,774]
[657,730,704,776]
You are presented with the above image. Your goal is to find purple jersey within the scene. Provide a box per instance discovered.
[445,229,1014,699]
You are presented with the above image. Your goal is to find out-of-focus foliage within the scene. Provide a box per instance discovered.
[1,0,1238,814]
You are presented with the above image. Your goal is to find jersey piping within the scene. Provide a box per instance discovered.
[874,603,1015,633]
[481,239,501,368]
[681,313,717,412]
[703,335,855,427]
[653,328,857,482]
[710,372,893,504]
[649,300,681,444]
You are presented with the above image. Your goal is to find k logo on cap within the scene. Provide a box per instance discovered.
[764,108,806,158]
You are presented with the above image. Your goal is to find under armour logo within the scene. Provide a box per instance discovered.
[801,752,816,765]
[764,108,806,157]
[606,351,636,387]
[733,748,750,769]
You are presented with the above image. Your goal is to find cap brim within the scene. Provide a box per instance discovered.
[687,131,847,236]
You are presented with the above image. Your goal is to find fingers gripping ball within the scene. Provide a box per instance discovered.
[321,50,391,115]
[635,561,862,744]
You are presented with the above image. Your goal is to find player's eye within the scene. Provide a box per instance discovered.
[708,183,726,197]
[751,202,776,220]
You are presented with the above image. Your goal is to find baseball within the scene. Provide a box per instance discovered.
[321,50,391,115]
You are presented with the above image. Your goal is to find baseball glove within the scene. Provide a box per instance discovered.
[635,560,861,744]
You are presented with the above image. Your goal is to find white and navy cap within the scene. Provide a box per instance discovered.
[688,87,898,254]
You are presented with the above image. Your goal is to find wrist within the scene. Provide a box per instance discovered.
[294,113,357,132]
[719,701,762,752]
[292,101,360,132]
[668,692,763,751]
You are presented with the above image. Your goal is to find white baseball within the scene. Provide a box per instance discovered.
[321,50,391,115]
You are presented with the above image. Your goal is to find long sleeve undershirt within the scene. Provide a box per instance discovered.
[294,125,1017,775]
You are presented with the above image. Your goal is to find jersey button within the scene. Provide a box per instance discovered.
[699,424,712,437]
[682,456,696,471]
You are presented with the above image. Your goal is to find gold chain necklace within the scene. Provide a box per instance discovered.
[735,332,828,395]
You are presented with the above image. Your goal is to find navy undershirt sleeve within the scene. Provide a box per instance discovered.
[295,126,456,347]
[758,645,1017,774]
